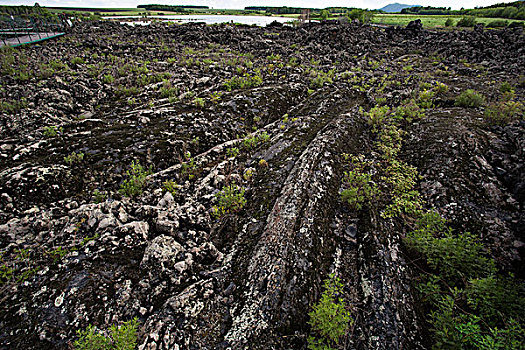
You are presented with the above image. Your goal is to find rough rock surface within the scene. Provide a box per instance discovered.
[0,20,523,349]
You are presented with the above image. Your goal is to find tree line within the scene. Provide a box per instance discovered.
[401,1,525,20]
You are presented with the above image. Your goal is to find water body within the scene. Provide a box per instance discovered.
[103,15,293,27]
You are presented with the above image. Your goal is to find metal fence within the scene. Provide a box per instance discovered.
[0,13,70,47]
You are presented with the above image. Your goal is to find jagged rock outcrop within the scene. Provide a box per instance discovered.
[0,20,523,349]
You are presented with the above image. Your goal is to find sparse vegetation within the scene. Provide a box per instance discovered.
[341,154,380,211]
[102,74,115,84]
[227,147,240,158]
[92,189,107,204]
[308,274,352,350]
[64,152,85,165]
[1,13,524,350]
[193,97,205,108]
[223,73,263,91]
[162,180,179,196]
[74,318,139,350]
[484,100,524,125]
[43,125,63,138]
[119,160,152,197]
[455,89,485,108]
[242,131,270,149]
[212,184,247,218]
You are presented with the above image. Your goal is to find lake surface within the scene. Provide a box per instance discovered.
[103,15,293,27]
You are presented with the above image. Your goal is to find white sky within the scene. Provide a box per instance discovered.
[0,0,519,11]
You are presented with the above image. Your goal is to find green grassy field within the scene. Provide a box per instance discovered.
[373,14,525,27]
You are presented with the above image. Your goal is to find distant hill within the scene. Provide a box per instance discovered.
[379,3,421,13]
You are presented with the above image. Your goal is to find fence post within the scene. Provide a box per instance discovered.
[32,17,42,39]
[0,18,7,46]
[26,17,33,42]
[9,16,21,45]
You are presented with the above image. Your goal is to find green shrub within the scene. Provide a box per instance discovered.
[430,294,525,350]
[381,159,423,218]
[223,73,262,91]
[64,152,85,165]
[110,318,140,350]
[466,275,525,324]
[119,160,152,197]
[74,325,109,350]
[70,56,85,65]
[308,274,352,350]
[0,46,16,76]
[455,89,485,108]
[181,151,197,180]
[227,147,240,158]
[92,189,107,204]
[210,91,222,103]
[242,132,270,150]
[484,101,524,125]
[456,16,477,27]
[74,318,139,350]
[341,155,380,211]
[193,97,205,108]
[212,184,246,218]
[49,59,68,71]
[0,98,28,114]
[159,81,177,98]
[310,70,335,89]
[445,17,454,27]
[486,20,509,28]
[394,100,424,123]
[376,124,403,161]
[162,180,178,196]
[499,82,513,94]
[43,125,63,138]
[102,74,115,84]
[115,85,140,97]
[267,53,281,62]
[406,211,525,349]
[406,213,495,285]
[417,89,436,109]
[364,105,391,132]
[346,8,374,23]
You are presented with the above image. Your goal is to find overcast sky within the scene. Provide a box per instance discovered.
[0,0,519,11]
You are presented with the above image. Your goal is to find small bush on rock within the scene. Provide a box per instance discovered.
[308,274,352,350]
[406,212,496,285]
[341,155,380,211]
[455,89,485,108]
[119,160,152,197]
[162,180,178,196]
[484,100,524,125]
[43,125,63,138]
[212,184,247,218]
[64,152,84,165]
[75,318,139,350]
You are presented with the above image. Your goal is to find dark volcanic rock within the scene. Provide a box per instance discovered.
[0,20,523,350]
